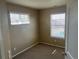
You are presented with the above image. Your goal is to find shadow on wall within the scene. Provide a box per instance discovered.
[7,3,39,56]
[39,6,66,48]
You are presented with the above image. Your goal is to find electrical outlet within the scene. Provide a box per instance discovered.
[54,40,57,42]
[8,50,11,59]
[14,48,16,51]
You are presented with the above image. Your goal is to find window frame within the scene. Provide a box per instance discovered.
[50,13,65,39]
[9,12,30,25]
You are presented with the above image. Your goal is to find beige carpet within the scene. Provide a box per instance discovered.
[13,43,65,59]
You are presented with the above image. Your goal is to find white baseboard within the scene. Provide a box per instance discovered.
[66,51,74,59]
[39,42,65,49]
[12,42,64,58]
[12,42,39,58]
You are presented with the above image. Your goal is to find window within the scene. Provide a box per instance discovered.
[50,13,65,38]
[10,13,30,25]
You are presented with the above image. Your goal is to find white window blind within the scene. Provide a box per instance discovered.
[10,13,30,25]
[50,13,65,38]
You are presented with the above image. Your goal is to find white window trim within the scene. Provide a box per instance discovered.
[50,13,65,39]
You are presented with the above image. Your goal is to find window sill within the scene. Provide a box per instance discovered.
[50,37,65,40]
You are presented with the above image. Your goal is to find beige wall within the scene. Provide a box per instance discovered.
[39,6,66,47]
[7,3,39,56]
[7,3,66,56]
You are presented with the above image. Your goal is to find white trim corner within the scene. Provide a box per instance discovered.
[39,42,65,49]
[66,51,74,59]
[12,42,39,58]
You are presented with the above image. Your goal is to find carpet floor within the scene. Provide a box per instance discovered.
[13,43,65,59]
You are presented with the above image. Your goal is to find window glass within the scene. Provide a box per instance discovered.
[50,13,65,38]
[10,13,30,25]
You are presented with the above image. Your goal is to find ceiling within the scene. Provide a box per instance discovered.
[6,0,66,9]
